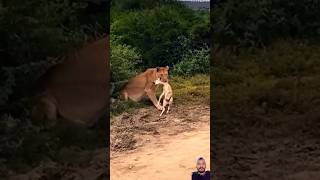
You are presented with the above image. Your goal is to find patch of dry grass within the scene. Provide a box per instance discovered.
[160,74,210,104]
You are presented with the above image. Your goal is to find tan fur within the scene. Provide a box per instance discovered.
[155,79,173,116]
[120,66,169,110]
[31,36,109,127]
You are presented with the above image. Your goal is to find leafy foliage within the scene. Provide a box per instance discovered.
[172,47,210,76]
[212,0,320,48]
[111,1,209,68]
[110,37,141,82]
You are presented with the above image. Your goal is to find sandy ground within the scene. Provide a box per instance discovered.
[110,103,210,180]
[111,125,210,180]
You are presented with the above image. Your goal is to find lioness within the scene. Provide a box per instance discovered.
[120,66,169,110]
[155,78,173,116]
[31,36,109,127]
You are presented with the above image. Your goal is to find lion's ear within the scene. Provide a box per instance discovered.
[156,67,160,72]
[166,66,169,70]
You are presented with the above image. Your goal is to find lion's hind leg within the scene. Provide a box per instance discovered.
[31,95,58,127]
[120,90,129,101]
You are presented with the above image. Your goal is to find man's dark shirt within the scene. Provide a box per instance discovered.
[192,171,210,180]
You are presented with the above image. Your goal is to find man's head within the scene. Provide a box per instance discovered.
[156,66,169,83]
[196,157,206,174]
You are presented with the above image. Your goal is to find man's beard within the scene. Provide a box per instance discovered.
[198,167,205,173]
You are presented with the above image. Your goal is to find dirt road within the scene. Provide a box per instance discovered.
[111,125,210,180]
[110,104,210,180]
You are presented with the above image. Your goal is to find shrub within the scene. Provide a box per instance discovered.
[172,47,209,76]
[110,37,141,82]
[111,3,200,68]
[190,12,210,49]
[212,0,320,48]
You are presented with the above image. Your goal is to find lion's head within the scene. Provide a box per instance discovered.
[156,66,169,83]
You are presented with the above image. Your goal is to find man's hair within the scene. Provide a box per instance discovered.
[196,157,205,163]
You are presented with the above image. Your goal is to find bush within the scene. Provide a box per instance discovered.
[111,2,201,68]
[172,47,209,76]
[190,12,210,49]
[212,0,320,48]
[110,37,141,82]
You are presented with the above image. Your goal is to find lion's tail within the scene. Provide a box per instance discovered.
[110,80,129,99]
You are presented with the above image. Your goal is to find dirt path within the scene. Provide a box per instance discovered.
[110,103,210,180]
[111,124,210,180]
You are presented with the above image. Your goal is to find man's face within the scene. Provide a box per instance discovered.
[196,159,206,173]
